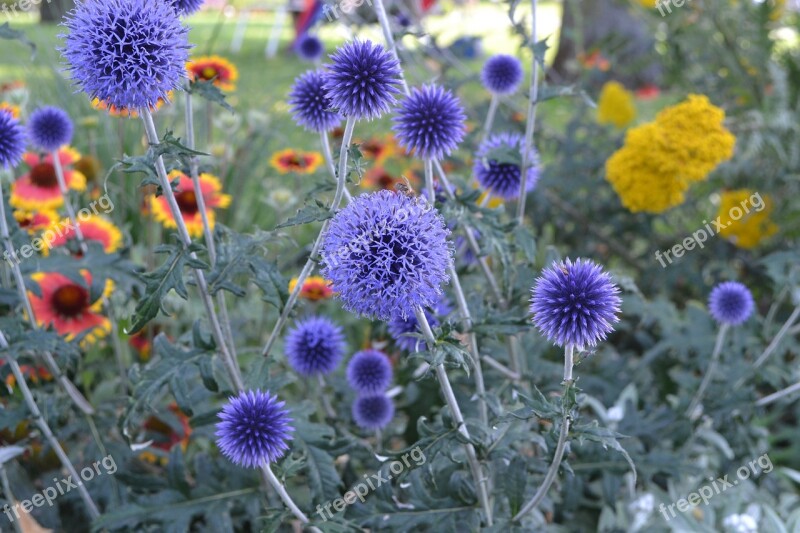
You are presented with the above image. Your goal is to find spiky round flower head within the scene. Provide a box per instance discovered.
[62,0,190,111]
[321,190,452,321]
[295,34,324,62]
[352,394,394,430]
[323,40,401,120]
[530,258,622,348]
[288,70,343,133]
[387,298,452,352]
[708,281,754,326]
[0,112,25,168]
[28,107,73,152]
[215,390,293,468]
[481,54,523,95]
[392,84,466,160]
[346,349,393,394]
[474,132,540,200]
[168,0,204,16]
[285,316,346,376]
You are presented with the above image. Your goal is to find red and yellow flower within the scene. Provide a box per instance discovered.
[27,270,112,344]
[91,92,172,118]
[138,404,192,465]
[149,171,231,238]
[0,102,20,119]
[186,55,239,92]
[45,215,123,256]
[578,50,610,71]
[288,276,334,301]
[361,166,420,192]
[0,360,52,389]
[359,135,398,164]
[10,148,87,211]
[13,209,59,234]
[269,149,324,175]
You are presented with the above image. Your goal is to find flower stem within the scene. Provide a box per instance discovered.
[753,305,800,369]
[373,0,410,94]
[757,380,800,406]
[686,324,728,417]
[515,0,540,226]
[423,158,435,204]
[513,343,573,522]
[0,463,23,533]
[414,307,493,526]
[262,464,318,528]
[481,94,499,144]
[0,329,100,519]
[261,117,355,358]
[320,131,352,203]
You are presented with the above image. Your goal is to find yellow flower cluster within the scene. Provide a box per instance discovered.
[717,189,778,249]
[597,81,637,128]
[605,95,736,213]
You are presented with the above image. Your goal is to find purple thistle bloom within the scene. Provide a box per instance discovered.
[387,298,452,352]
[708,281,754,326]
[352,394,394,429]
[474,132,540,200]
[288,70,343,133]
[0,111,26,168]
[530,258,621,348]
[392,84,466,160]
[285,316,346,376]
[346,349,393,394]
[62,0,190,111]
[295,34,324,62]
[323,40,402,120]
[168,0,204,16]
[481,54,523,95]
[215,390,294,468]
[28,106,73,152]
[321,190,452,321]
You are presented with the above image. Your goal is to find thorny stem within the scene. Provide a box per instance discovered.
[516,0,540,226]
[513,343,574,522]
[686,324,728,418]
[0,330,100,519]
[414,308,493,526]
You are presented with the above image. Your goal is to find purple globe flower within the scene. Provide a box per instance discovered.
[321,190,452,321]
[530,258,622,348]
[295,34,324,62]
[168,0,204,16]
[708,281,754,326]
[0,111,25,168]
[474,132,540,200]
[288,70,343,133]
[215,390,294,468]
[352,394,394,430]
[346,349,393,394]
[481,54,523,95]
[28,106,73,152]
[62,0,190,111]
[387,298,452,352]
[285,316,346,376]
[323,40,402,120]
[392,84,466,160]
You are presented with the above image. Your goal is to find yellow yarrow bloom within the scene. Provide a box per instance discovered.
[717,189,778,249]
[597,81,637,128]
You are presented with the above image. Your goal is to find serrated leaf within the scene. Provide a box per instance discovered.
[276,202,332,229]
[189,79,235,113]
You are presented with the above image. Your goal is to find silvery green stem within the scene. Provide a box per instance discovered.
[373,0,410,94]
[52,152,87,253]
[424,158,435,204]
[513,343,573,522]
[0,330,100,519]
[481,353,520,380]
[0,180,94,415]
[320,131,352,203]
[686,324,728,417]
[0,463,23,533]
[757,380,800,406]
[140,108,244,392]
[261,117,355,358]
[482,94,499,144]
[753,306,800,369]
[317,374,336,419]
[516,0,540,226]
[415,308,493,525]
[262,464,320,531]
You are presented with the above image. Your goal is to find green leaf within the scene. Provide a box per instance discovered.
[276,201,332,229]
[572,421,637,483]
[0,22,35,58]
[189,79,235,113]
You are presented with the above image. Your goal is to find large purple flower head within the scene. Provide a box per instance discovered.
[346,349,393,394]
[387,298,452,352]
[708,281,754,326]
[0,111,25,168]
[474,132,540,200]
[295,34,324,62]
[323,40,402,120]
[288,70,343,133]
[352,394,394,430]
[215,390,293,468]
[28,106,73,152]
[481,54,523,95]
[62,0,190,111]
[392,84,466,160]
[168,0,204,16]
[530,258,622,348]
[285,316,346,376]
[321,190,452,321]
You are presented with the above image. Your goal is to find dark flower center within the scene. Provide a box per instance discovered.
[29,163,58,188]
[17,215,32,228]
[175,190,199,215]
[51,284,89,317]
